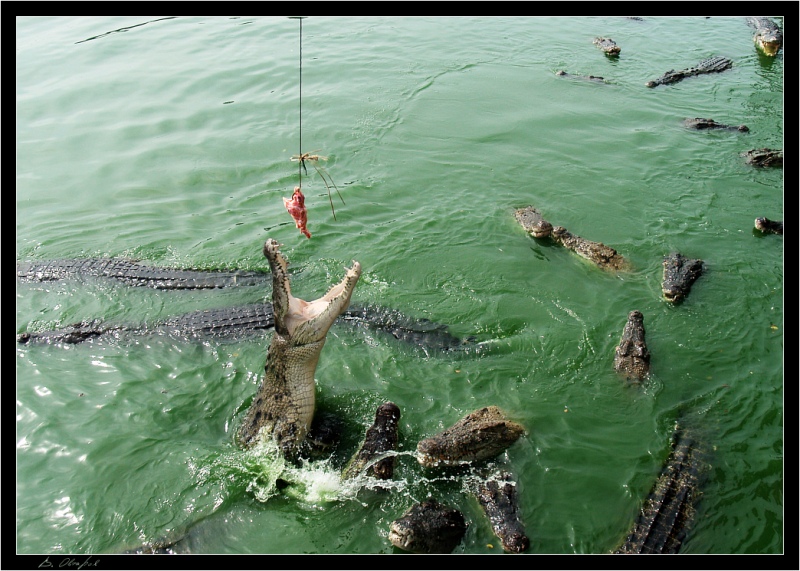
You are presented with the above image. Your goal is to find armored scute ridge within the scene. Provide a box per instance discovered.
[550,226,629,271]
[645,56,732,88]
[17,302,475,354]
[615,426,706,554]
[16,257,268,289]
[514,206,629,272]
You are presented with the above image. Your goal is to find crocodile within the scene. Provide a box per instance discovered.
[236,239,361,459]
[645,56,732,88]
[614,425,706,554]
[342,402,401,481]
[339,304,477,354]
[747,17,783,56]
[514,207,629,271]
[388,498,467,553]
[555,70,608,83]
[743,148,783,167]
[16,302,474,353]
[614,310,651,382]
[551,226,629,271]
[416,406,525,468]
[514,206,554,238]
[754,217,783,235]
[593,37,620,56]
[472,470,530,553]
[662,253,703,304]
[683,117,749,132]
[16,258,268,289]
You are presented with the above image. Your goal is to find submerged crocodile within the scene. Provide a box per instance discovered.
[236,239,361,458]
[754,217,783,235]
[747,17,783,56]
[593,37,620,56]
[743,148,783,167]
[662,253,704,304]
[16,302,475,353]
[645,56,732,88]
[555,70,608,83]
[614,425,706,554]
[614,310,651,382]
[16,257,269,289]
[388,498,467,553]
[514,206,629,271]
[683,117,749,132]
[416,406,525,468]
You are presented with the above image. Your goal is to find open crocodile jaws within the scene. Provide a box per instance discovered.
[237,239,361,458]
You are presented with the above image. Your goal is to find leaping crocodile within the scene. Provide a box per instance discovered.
[645,56,732,88]
[236,239,361,459]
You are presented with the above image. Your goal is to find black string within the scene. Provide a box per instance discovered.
[298,17,303,188]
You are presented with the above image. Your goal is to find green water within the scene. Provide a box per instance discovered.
[16,16,783,556]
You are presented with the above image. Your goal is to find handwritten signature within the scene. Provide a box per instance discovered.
[39,556,100,569]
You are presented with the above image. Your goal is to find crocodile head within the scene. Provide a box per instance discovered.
[514,206,553,238]
[662,253,703,304]
[264,238,361,344]
[756,31,783,56]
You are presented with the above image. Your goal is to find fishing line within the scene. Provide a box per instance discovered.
[291,16,306,188]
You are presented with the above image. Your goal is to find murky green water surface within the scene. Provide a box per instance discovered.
[16,16,783,556]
